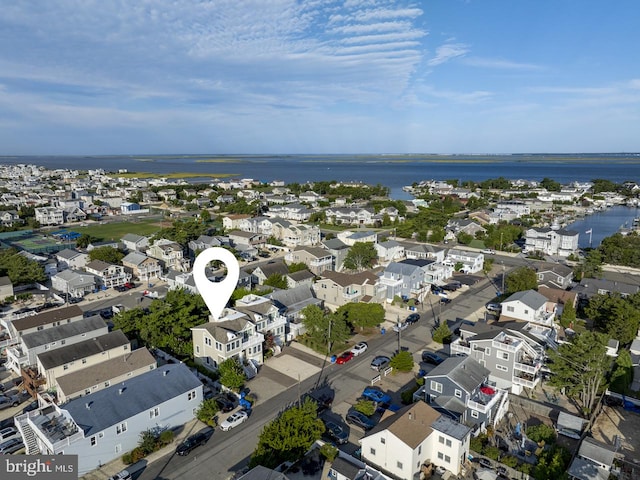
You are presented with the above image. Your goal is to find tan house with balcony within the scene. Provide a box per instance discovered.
[122,251,163,282]
[84,260,131,288]
[146,239,190,272]
[313,270,384,308]
[285,246,333,275]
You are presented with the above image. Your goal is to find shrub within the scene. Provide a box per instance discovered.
[354,399,376,417]
[121,452,133,465]
[131,447,146,463]
[484,446,500,460]
[159,429,175,446]
[432,322,452,344]
[138,430,157,455]
[470,434,487,453]
[390,350,414,372]
[319,443,338,462]
[400,384,420,404]
[526,424,556,444]
[502,455,518,468]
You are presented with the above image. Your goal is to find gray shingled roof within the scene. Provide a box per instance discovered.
[37,330,129,370]
[64,362,201,436]
[11,305,84,332]
[503,289,547,309]
[21,315,106,349]
[427,356,489,394]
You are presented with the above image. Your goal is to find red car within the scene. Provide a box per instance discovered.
[335,352,354,364]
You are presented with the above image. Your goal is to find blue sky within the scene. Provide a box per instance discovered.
[1,0,639,155]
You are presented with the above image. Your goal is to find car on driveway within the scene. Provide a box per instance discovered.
[219,410,249,431]
[336,351,354,364]
[486,303,502,313]
[107,470,132,480]
[214,394,235,412]
[323,420,349,445]
[350,342,368,356]
[482,249,496,255]
[405,313,420,325]
[0,427,18,442]
[361,387,392,407]
[370,356,391,371]
[440,297,452,304]
[477,458,493,469]
[346,410,375,430]
[175,431,209,456]
[0,437,24,454]
[422,351,445,365]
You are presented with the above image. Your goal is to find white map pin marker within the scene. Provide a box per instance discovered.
[193,247,240,322]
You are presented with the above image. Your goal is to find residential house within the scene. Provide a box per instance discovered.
[337,230,377,246]
[273,222,321,247]
[285,246,333,275]
[572,277,640,304]
[222,214,251,231]
[449,322,547,394]
[379,262,426,302]
[414,356,509,432]
[298,191,325,203]
[51,270,96,299]
[55,248,89,271]
[265,203,312,221]
[35,206,64,225]
[164,270,198,295]
[16,363,201,476]
[538,286,578,318]
[87,240,121,252]
[314,271,384,308]
[535,262,574,289]
[401,258,452,286]
[85,260,131,289]
[252,261,289,285]
[267,286,323,340]
[443,249,484,274]
[322,238,350,272]
[63,206,87,223]
[500,289,556,328]
[446,219,486,238]
[191,313,264,375]
[228,230,267,252]
[35,330,131,391]
[3,305,85,340]
[524,227,579,257]
[0,209,20,226]
[325,207,375,226]
[567,437,619,480]
[56,347,157,403]
[328,456,389,480]
[235,294,288,346]
[122,251,163,282]
[120,233,150,252]
[404,243,446,263]
[285,269,315,289]
[375,240,405,263]
[359,401,472,479]
[146,239,190,272]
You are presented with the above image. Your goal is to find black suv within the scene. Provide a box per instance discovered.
[175,431,209,456]
[214,394,235,412]
[421,351,444,365]
[405,313,420,325]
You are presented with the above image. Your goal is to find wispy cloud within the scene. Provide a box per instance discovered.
[463,57,544,70]
[427,43,469,66]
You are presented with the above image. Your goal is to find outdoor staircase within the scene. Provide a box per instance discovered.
[15,415,40,454]
[243,360,258,379]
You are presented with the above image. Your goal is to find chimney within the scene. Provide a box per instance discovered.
[118,388,125,395]
[85,402,91,410]
[163,370,169,377]
[408,412,412,420]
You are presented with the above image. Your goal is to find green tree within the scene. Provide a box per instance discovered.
[76,233,98,249]
[609,349,634,394]
[456,232,473,245]
[577,249,603,279]
[301,305,350,354]
[200,209,211,223]
[287,262,308,274]
[249,397,324,469]
[0,248,46,285]
[585,293,640,344]
[343,242,377,271]
[432,322,452,344]
[533,445,571,480]
[88,246,125,264]
[264,273,287,289]
[335,303,385,331]
[196,399,220,427]
[354,399,376,416]
[390,350,414,372]
[218,358,246,391]
[547,331,612,416]
[525,424,556,444]
[540,177,562,192]
[558,301,577,329]
[504,266,537,295]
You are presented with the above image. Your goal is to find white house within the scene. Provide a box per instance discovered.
[360,401,471,479]
[15,363,202,476]
[524,227,579,257]
[501,289,556,327]
[443,248,484,274]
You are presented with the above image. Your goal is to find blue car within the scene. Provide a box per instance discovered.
[361,387,392,407]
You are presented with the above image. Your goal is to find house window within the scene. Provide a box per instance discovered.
[496,364,508,372]
[445,455,451,463]
[507,306,514,313]
[438,452,444,460]
[430,381,443,393]
[471,410,479,418]
[439,436,445,444]
[188,390,197,401]
[500,352,509,360]
[204,337,212,346]
[418,445,422,455]
[116,423,127,435]
[370,447,376,456]
[396,461,403,469]
[524,309,528,315]
[90,436,97,446]
[454,389,462,398]
[380,438,385,444]
[446,439,452,447]
[115,444,121,454]
[215,341,222,351]
[150,407,159,418]
[196,345,200,354]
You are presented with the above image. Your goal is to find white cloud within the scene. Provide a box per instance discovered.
[427,43,469,66]
[463,57,544,71]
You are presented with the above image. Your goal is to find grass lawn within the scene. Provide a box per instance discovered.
[70,219,163,241]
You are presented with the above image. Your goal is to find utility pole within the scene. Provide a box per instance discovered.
[396,314,401,354]
[501,262,505,294]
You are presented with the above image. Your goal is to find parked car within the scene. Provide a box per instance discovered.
[107,469,132,480]
[219,410,249,431]
[486,303,502,313]
[346,410,375,430]
[422,351,445,365]
[336,351,354,364]
[441,283,460,291]
[0,395,19,410]
[440,297,452,304]
[0,427,18,442]
[370,356,391,371]
[302,391,334,414]
[405,313,420,325]
[482,249,496,254]
[392,321,409,332]
[214,394,235,412]
[323,420,349,445]
[350,342,368,356]
[175,431,209,456]
[477,458,493,469]
[0,437,24,454]
[361,387,392,407]
[22,400,39,414]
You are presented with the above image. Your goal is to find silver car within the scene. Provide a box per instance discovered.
[370,356,391,371]
[0,395,19,411]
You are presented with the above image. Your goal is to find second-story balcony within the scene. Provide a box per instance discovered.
[264,315,287,332]
[467,384,503,415]
[492,332,522,353]
[532,311,555,327]
[514,354,543,375]
[450,339,471,356]
[343,290,361,300]
[513,371,540,389]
